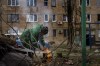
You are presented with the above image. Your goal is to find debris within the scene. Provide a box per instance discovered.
[0,36,16,46]
[94,49,99,53]
[65,59,73,65]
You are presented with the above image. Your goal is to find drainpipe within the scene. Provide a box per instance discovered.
[81,0,86,66]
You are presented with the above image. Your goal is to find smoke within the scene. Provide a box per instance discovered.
[19,0,29,14]
[19,0,53,18]
[19,0,53,30]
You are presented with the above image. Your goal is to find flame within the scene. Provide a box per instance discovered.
[44,48,52,62]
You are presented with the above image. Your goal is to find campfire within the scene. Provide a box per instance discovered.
[43,48,52,62]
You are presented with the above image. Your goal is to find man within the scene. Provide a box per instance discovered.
[20,24,49,50]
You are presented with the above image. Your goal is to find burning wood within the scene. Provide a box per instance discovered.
[43,48,52,62]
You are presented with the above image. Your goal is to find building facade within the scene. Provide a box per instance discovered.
[0,0,100,44]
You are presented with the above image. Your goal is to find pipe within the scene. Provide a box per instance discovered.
[81,0,86,66]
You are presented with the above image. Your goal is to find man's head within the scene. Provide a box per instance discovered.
[40,26,48,35]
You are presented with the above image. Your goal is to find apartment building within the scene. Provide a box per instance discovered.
[0,0,100,44]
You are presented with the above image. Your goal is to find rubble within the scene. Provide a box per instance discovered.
[0,36,33,66]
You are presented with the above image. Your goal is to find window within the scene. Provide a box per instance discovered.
[63,29,68,37]
[86,0,90,6]
[53,29,56,37]
[51,0,56,7]
[63,14,68,22]
[8,14,19,22]
[62,0,67,7]
[97,14,100,21]
[44,14,49,22]
[8,27,19,34]
[52,14,56,22]
[86,14,91,22]
[8,0,19,6]
[79,0,90,6]
[27,0,36,6]
[80,14,91,22]
[44,0,48,6]
[96,0,100,6]
[26,14,37,22]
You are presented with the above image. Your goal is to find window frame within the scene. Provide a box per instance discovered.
[44,14,49,22]
[8,0,19,6]
[8,27,19,34]
[26,14,38,22]
[86,0,90,6]
[96,0,100,7]
[27,0,36,6]
[8,14,19,22]
[86,14,91,22]
[63,14,68,22]
[51,0,56,7]
[52,14,56,22]
[79,0,90,6]
[62,0,67,7]
[44,0,48,6]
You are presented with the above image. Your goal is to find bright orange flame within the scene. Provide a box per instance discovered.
[44,48,52,62]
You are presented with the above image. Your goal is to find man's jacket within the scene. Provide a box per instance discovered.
[20,24,45,49]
